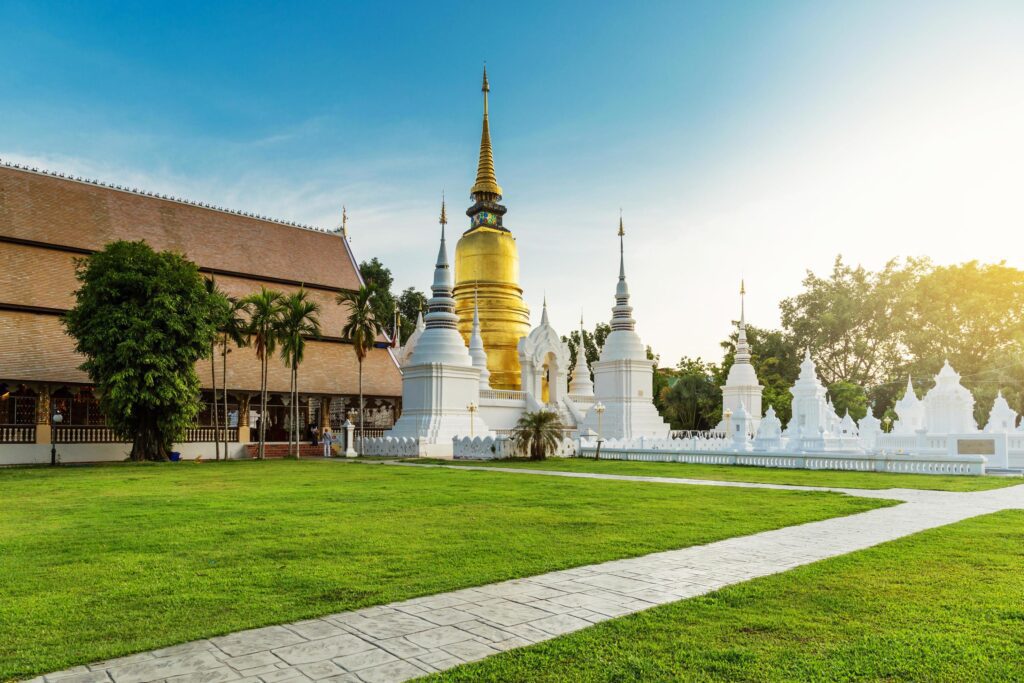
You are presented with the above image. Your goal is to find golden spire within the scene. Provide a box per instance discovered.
[470,65,503,199]
[440,194,447,227]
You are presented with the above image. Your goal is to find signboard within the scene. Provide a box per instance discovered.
[957,438,995,456]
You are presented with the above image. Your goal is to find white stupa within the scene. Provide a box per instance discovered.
[397,310,425,366]
[923,361,976,434]
[385,200,489,455]
[858,405,883,451]
[753,405,783,451]
[786,348,829,450]
[984,391,1017,433]
[893,377,925,434]
[468,291,491,390]
[568,315,594,397]
[718,280,763,434]
[581,216,669,439]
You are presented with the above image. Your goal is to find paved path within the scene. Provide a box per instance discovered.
[35,466,1024,683]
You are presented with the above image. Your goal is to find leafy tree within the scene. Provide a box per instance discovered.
[511,409,566,460]
[218,296,250,458]
[564,322,611,374]
[63,241,216,461]
[245,287,284,459]
[338,285,383,454]
[360,258,397,339]
[278,290,322,458]
[903,261,1024,383]
[658,357,721,430]
[827,381,868,421]
[779,256,924,386]
[396,287,428,342]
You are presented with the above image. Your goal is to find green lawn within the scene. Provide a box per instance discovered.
[411,457,1022,491]
[0,461,890,682]
[427,510,1024,682]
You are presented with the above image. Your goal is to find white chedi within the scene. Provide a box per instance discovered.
[385,201,490,456]
[984,391,1018,433]
[785,348,829,450]
[580,217,669,439]
[568,316,594,397]
[397,311,425,367]
[729,401,755,451]
[718,280,763,433]
[468,292,491,390]
[922,361,977,434]
[753,405,783,451]
[893,377,925,434]
[858,406,883,451]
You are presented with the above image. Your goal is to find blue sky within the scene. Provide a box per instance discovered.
[3,0,1023,363]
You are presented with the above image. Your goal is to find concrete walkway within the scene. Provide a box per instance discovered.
[36,466,1024,683]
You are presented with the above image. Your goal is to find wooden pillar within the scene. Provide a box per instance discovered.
[35,384,52,444]
[320,396,332,430]
[237,394,251,444]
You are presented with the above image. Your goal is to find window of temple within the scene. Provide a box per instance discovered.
[0,386,37,425]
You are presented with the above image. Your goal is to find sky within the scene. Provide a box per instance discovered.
[2,0,1023,364]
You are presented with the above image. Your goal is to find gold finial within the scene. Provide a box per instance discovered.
[470,65,503,199]
[740,279,745,296]
[440,194,447,225]
[618,210,624,237]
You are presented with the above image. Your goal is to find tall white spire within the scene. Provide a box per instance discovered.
[426,198,458,331]
[568,314,594,397]
[611,213,636,332]
[408,197,472,367]
[734,279,751,364]
[469,288,491,389]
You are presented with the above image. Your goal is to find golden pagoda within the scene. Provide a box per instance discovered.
[453,67,530,390]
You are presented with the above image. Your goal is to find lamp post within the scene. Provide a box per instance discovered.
[50,411,63,466]
[467,402,478,438]
[594,402,606,460]
[883,416,892,434]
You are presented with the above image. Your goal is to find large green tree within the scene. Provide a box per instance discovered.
[658,357,721,430]
[779,256,924,386]
[360,258,397,337]
[396,287,428,342]
[63,241,217,461]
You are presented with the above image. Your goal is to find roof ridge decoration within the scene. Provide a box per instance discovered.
[0,157,336,236]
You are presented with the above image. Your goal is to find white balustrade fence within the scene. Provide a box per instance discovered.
[358,436,422,457]
[453,435,577,460]
[579,441,985,475]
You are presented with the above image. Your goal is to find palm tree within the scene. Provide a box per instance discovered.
[244,287,284,459]
[337,285,381,455]
[511,410,566,460]
[279,290,322,458]
[219,296,250,458]
[204,278,230,460]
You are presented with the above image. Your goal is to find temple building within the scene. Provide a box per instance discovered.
[0,161,402,462]
[452,68,531,390]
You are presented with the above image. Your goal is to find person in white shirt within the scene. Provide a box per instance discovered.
[321,428,333,458]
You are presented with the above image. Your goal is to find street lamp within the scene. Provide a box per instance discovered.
[593,402,606,460]
[883,416,892,434]
[51,410,63,466]
[467,402,478,438]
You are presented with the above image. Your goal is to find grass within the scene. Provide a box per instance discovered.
[0,460,891,682]
[427,510,1024,682]
[410,457,1023,491]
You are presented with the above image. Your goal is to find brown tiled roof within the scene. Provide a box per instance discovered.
[0,164,401,397]
[0,163,360,290]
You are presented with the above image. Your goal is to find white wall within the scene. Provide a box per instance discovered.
[0,442,248,466]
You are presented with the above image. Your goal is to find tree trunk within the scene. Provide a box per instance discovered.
[222,338,229,460]
[211,343,220,460]
[259,354,268,459]
[358,359,364,456]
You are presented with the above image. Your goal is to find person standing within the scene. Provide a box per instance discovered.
[310,422,319,446]
[321,427,333,458]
